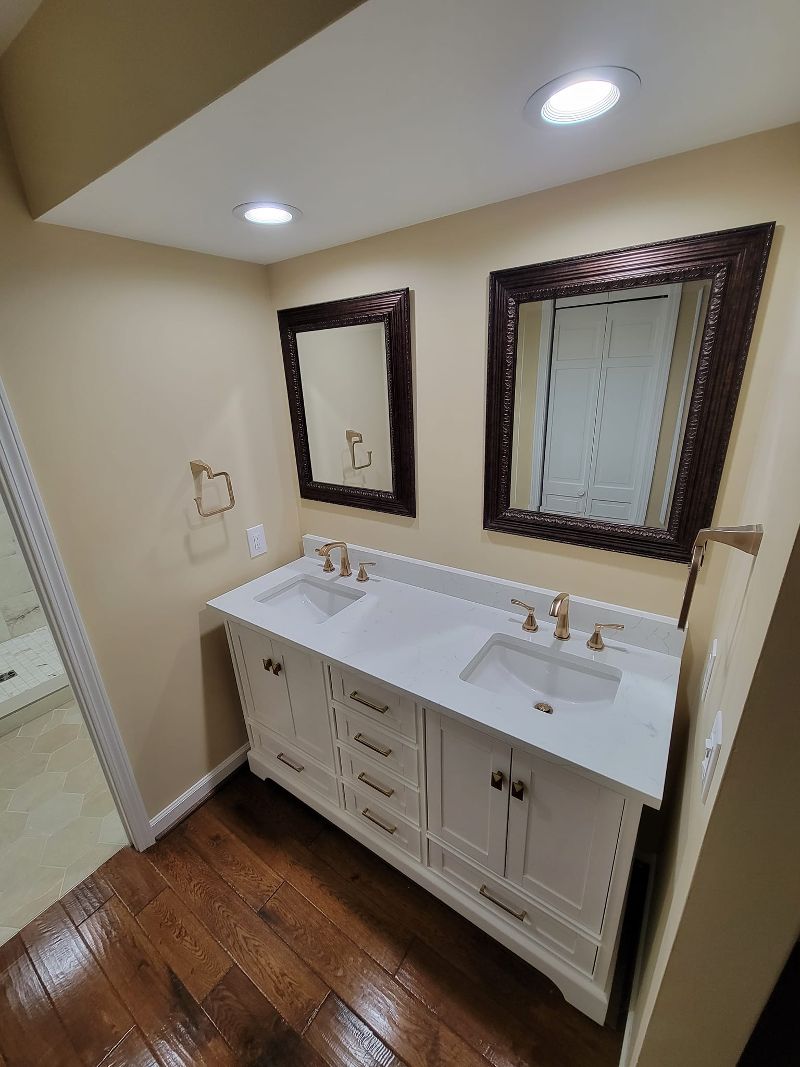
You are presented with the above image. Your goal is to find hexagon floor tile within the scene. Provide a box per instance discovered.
[0,694,128,943]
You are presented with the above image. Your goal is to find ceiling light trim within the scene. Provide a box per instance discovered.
[524,66,641,128]
[233,201,301,225]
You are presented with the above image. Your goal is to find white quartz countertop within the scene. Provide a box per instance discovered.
[209,545,682,809]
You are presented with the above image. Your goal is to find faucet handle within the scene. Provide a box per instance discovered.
[587,623,625,651]
[511,599,538,633]
[315,547,335,573]
[356,562,376,582]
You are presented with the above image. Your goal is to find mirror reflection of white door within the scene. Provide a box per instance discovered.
[538,303,605,516]
[533,286,680,525]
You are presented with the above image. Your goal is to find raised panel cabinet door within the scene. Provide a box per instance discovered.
[231,623,294,738]
[275,640,335,768]
[425,711,511,875]
[539,303,605,516]
[505,750,625,934]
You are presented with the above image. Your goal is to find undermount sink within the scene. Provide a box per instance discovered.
[255,575,364,624]
[460,634,621,710]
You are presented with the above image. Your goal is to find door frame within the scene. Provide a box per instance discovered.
[0,376,154,851]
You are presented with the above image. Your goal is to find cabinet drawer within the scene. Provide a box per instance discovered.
[428,842,597,976]
[342,785,422,860]
[334,706,419,785]
[330,667,418,741]
[251,726,339,808]
[338,747,421,825]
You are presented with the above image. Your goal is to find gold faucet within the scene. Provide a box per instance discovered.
[549,592,570,640]
[316,541,352,577]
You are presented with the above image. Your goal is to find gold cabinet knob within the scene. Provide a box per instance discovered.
[262,658,273,671]
[271,661,282,676]
[491,770,504,790]
[511,779,525,801]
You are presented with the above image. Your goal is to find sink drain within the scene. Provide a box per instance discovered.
[534,701,553,714]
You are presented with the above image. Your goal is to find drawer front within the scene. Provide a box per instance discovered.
[342,785,422,860]
[428,842,597,976]
[338,747,421,825]
[331,666,418,741]
[251,725,339,808]
[334,706,419,785]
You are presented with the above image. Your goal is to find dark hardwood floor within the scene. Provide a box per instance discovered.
[0,768,623,1066]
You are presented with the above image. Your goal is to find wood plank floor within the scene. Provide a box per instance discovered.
[0,768,624,1066]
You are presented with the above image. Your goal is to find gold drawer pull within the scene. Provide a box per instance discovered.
[479,884,527,922]
[350,690,389,714]
[357,771,395,798]
[276,752,304,773]
[360,807,397,835]
[354,732,392,757]
[263,658,273,671]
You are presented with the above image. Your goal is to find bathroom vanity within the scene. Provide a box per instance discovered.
[209,536,682,1024]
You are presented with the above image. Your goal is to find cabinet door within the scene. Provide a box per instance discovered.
[505,750,624,934]
[425,711,510,875]
[274,639,334,768]
[231,624,294,738]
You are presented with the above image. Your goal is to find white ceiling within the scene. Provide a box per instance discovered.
[43,0,800,264]
[0,0,42,54]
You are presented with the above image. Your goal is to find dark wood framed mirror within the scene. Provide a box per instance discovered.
[484,224,774,561]
[279,288,416,517]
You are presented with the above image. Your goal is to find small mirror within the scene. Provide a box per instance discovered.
[279,289,415,516]
[485,225,774,561]
[510,281,711,529]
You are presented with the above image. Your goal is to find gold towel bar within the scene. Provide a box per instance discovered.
[678,524,763,630]
[190,459,235,518]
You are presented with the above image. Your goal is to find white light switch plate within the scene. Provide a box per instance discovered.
[701,639,718,702]
[700,709,723,801]
[246,524,267,558]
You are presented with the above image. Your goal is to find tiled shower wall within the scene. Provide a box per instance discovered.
[0,497,44,640]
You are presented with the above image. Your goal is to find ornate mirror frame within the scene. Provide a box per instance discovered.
[279,288,416,517]
[483,223,774,562]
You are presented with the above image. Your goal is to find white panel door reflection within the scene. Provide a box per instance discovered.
[512,281,710,528]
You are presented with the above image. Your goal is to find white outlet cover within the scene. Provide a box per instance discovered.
[247,524,267,558]
[701,709,723,801]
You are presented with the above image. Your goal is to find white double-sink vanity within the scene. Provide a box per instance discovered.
[209,535,682,1024]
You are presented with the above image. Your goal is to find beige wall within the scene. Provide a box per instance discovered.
[299,322,392,491]
[510,300,542,510]
[0,119,301,817]
[0,0,363,216]
[266,124,800,1064]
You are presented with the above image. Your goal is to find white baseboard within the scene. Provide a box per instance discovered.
[150,743,250,839]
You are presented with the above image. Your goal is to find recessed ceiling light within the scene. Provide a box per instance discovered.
[524,67,640,127]
[233,202,300,225]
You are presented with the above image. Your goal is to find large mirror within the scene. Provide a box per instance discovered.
[484,225,774,561]
[279,288,415,516]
